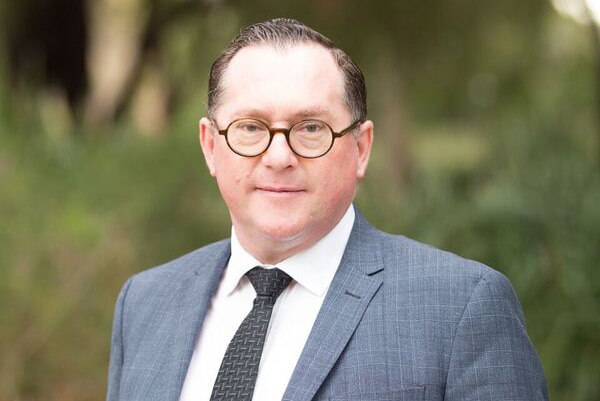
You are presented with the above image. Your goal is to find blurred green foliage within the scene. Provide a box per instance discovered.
[1,1,599,400]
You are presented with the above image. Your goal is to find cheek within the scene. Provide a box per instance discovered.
[312,155,359,202]
[213,152,255,200]
[214,146,248,181]
[215,164,248,189]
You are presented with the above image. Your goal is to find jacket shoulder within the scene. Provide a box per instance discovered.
[356,217,514,304]
[128,238,230,288]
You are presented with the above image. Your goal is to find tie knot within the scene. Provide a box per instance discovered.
[246,267,292,300]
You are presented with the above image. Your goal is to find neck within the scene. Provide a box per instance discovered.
[232,205,354,265]
[235,230,318,265]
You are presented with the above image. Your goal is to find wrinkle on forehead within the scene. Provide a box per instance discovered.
[228,107,334,124]
[216,43,349,123]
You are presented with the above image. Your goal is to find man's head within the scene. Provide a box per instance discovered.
[207,18,367,122]
[199,18,373,264]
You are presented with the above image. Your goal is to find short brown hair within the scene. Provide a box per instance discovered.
[207,18,367,121]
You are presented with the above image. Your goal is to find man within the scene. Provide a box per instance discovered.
[107,18,548,401]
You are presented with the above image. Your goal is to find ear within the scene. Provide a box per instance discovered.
[199,117,217,176]
[355,119,374,179]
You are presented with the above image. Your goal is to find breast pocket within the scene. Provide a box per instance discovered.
[329,387,426,401]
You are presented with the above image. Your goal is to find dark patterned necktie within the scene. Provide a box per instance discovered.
[210,266,292,401]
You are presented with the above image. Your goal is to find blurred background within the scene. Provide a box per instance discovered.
[0,0,598,400]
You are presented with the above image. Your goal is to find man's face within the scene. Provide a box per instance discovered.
[200,44,373,264]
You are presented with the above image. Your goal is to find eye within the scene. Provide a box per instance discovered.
[230,119,269,137]
[304,123,320,133]
[238,121,263,132]
[294,120,328,134]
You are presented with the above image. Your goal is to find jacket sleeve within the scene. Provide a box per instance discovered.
[106,277,133,401]
[444,269,548,400]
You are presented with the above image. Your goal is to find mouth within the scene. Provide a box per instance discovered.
[256,186,305,195]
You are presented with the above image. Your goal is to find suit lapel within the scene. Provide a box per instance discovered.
[138,242,231,401]
[283,213,384,401]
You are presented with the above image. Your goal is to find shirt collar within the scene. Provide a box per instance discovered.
[224,205,356,297]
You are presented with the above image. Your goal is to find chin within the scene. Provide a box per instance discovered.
[259,224,305,242]
[254,215,314,242]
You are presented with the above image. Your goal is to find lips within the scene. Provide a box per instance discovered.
[256,185,304,194]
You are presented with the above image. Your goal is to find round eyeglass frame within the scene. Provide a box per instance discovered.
[213,118,363,159]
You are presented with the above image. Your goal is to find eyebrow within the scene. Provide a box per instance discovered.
[231,107,333,122]
[294,108,332,119]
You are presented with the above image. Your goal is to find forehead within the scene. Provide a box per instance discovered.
[217,43,348,121]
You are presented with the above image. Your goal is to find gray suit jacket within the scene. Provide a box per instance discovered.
[107,212,548,400]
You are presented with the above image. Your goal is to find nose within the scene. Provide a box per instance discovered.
[260,133,298,169]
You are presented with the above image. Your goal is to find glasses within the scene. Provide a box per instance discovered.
[214,118,362,159]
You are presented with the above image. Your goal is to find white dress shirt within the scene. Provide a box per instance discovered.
[179,205,355,401]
